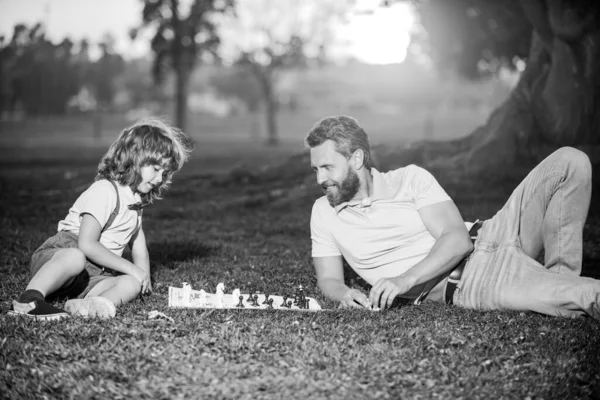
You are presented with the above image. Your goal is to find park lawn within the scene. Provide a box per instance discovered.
[1,132,599,399]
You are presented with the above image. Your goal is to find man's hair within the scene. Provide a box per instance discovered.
[305,116,372,170]
[96,117,193,203]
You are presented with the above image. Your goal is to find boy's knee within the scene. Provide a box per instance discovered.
[120,275,142,295]
[58,248,87,273]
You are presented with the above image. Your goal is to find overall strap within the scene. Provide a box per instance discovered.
[102,179,121,233]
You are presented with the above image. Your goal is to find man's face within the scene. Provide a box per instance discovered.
[310,141,360,207]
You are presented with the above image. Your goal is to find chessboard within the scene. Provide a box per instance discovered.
[168,283,322,311]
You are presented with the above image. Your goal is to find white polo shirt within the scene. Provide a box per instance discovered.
[310,165,453,286]
[58,180,143,256]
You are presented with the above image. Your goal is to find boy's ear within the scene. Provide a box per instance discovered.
[352,149,365,170]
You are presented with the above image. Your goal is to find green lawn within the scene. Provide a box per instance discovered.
[1,116,599,399]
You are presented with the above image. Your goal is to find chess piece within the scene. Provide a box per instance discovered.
[281,295,288,308]
[247,290,254,303]
[287,300,293,308]
[232,288,241,300]
[305,299,310,309]
[263,293,270,305]
[268,298,274,309]
[236,295,245,308]
[253,294,259,307]
[216,283,225,297]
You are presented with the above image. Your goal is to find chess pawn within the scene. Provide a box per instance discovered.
[268,298,274,309]
[247,290,254,303]
[263,293,270,305]
[253,294,259,307]
[237,295,245,308]
[281,295,288,308]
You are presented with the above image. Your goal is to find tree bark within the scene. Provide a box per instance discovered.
[382,1,600,176]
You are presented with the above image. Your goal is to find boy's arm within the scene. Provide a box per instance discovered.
[130,227,152,294]
[314,256,370,309]
[78,214,150,289]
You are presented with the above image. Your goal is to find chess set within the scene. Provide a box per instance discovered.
[168,282,322,311]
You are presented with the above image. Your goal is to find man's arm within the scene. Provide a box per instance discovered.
[78,214,150,288]
[369,200,473,308]
[130,227,152,294]
[314,256,371,308]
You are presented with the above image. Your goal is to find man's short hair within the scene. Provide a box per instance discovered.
[305,116,373,170]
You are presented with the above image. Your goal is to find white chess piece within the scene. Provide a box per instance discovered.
[199,289,207,306]
[216,283,225,308]
[232,288,240,300]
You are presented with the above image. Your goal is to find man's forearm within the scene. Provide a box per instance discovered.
[401,231,473,287]
[318,278,351,302]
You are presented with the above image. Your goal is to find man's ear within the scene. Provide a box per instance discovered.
[352,149,365,170]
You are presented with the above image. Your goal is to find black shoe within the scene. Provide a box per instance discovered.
[8,299,69,321]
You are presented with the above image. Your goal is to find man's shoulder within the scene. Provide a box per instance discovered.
[377,164,430,186]
[312,195,332,211]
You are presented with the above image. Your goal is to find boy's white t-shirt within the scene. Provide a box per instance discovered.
[310,165,455,286]
[57,180,143,256]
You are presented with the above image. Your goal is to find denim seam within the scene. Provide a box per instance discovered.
[519,170,565,272]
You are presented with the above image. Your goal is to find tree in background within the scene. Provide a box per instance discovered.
[390,0,600,174]
[134,0,234,133]
[219,0,351,145]
[0,24,81,116]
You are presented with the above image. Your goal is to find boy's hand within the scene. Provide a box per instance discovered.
[130,267,151,294]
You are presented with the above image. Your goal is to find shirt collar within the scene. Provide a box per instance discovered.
[334,168,391,213]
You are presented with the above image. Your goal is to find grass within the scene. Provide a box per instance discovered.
[1,116,599,399]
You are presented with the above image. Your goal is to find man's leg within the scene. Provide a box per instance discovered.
[456,147,597,318]
[516,147,592,274]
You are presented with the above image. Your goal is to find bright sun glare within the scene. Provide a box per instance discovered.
[340,2,416,65]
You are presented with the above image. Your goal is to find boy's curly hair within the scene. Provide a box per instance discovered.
[96,118,193,203]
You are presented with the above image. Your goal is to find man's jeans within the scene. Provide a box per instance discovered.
[455,147,600,319]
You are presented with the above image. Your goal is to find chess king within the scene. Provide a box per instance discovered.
[305,115,600,319]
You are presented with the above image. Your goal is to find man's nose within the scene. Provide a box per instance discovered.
[316,169,327,185]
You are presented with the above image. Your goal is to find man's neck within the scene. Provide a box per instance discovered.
[351,169,374,203]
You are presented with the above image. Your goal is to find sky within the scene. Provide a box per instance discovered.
[0,0,416,64]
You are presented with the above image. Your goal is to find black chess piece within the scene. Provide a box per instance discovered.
[263,293,270,305]
[237,295,245,308]
[252,294,259,307]
[305,299,310,309]
[247,290,254,303]
[281,295,288,308]
[286,300,292,308]
[267,298,274,309]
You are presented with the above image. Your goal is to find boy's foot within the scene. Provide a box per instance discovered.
[8,299,69,321]
[65,296,116,319]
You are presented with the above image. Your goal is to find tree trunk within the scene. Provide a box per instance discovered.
[261,72,279,146]
[175,54,190,133]
[380,2,600,176]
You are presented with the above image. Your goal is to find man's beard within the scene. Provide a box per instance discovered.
[322,166,360,207]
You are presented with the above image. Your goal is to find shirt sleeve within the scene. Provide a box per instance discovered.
[406,165,452,209]
[77,180,118,228]
[310,200,342,258]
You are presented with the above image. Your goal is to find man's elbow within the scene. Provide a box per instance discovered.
[462,235,474,257]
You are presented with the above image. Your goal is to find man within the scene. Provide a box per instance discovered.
[306,115,599,319]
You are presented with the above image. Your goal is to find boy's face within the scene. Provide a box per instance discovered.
[137,164,166,194]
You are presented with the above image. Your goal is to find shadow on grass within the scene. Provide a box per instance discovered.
[148,240,220,266]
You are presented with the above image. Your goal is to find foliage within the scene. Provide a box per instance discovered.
[0,24,125,116]
[1,121,599,398]
[406,0,532,79]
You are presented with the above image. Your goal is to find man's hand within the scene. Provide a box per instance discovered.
[340,288,372,309]
[369,277,413,309]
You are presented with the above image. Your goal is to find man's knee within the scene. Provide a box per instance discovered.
[554,147,591,179]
